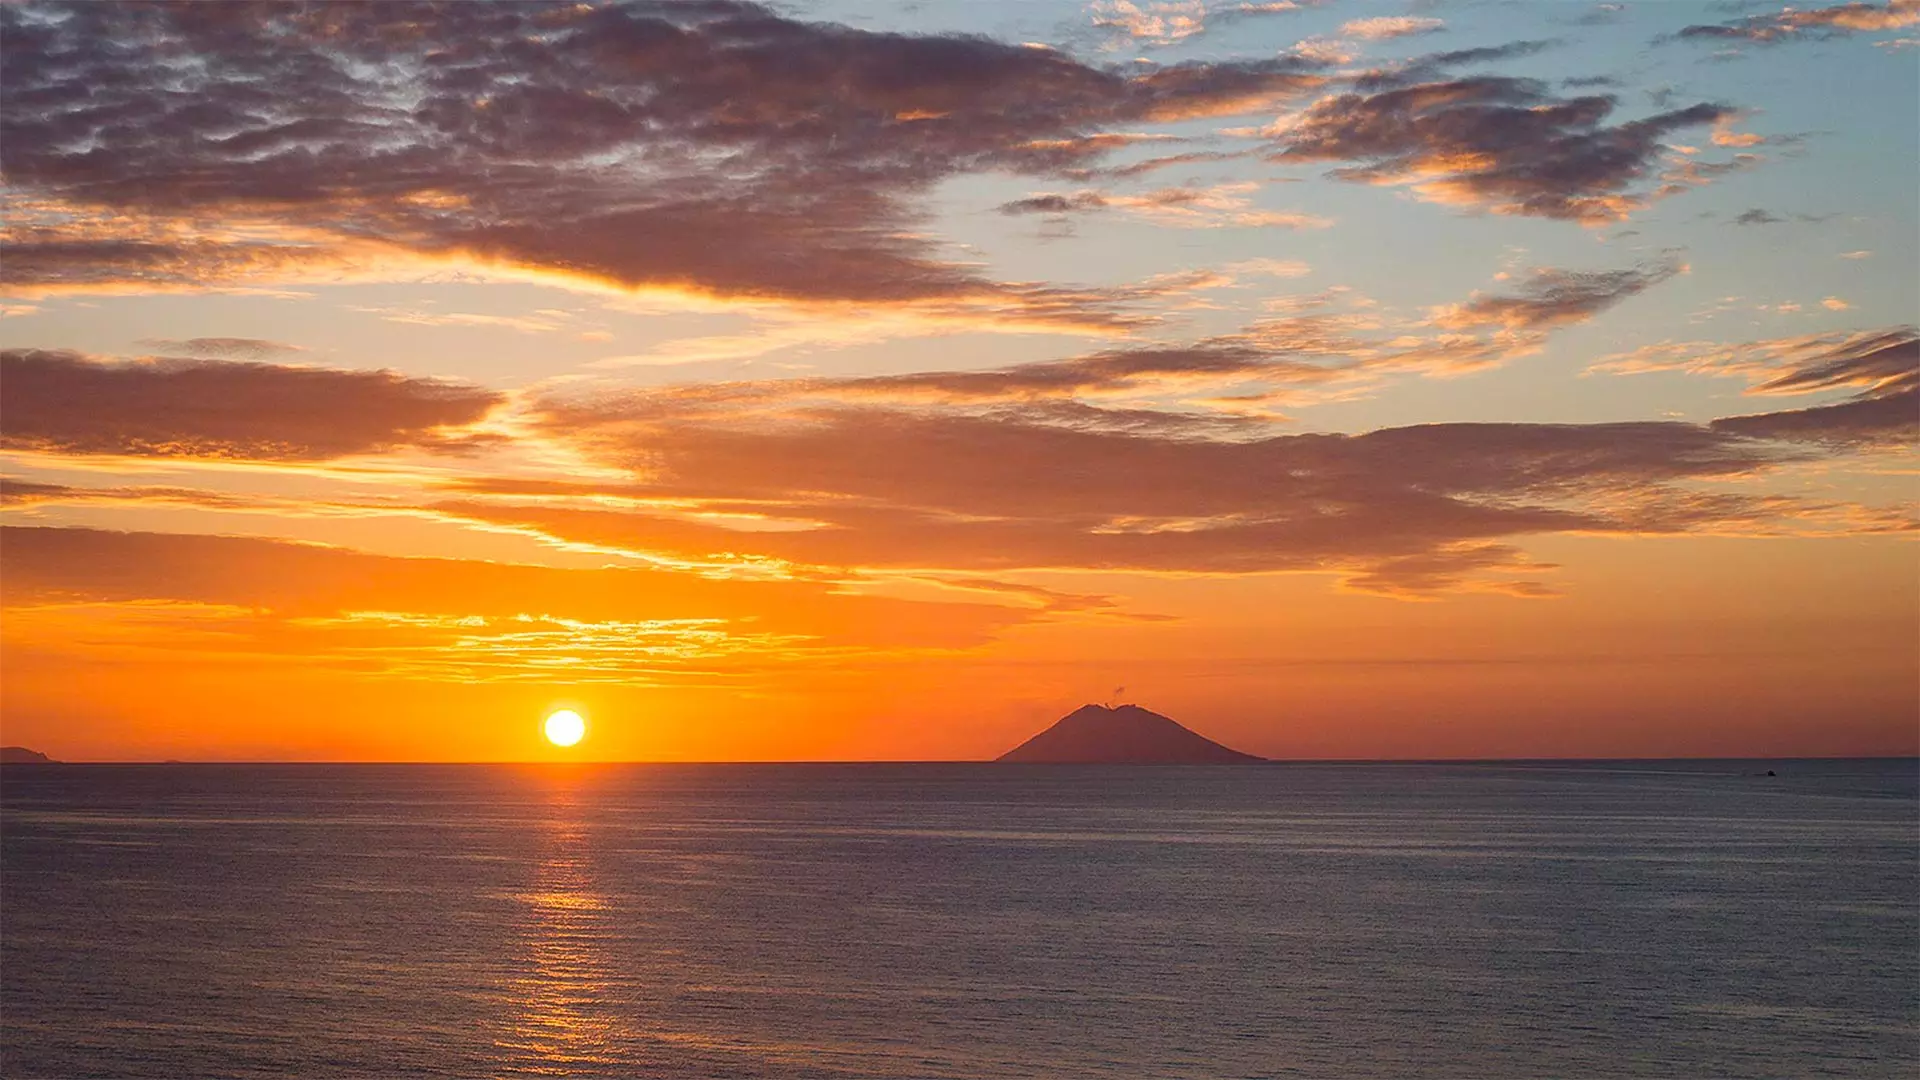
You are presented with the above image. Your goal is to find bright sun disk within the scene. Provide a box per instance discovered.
[544,709,586,747]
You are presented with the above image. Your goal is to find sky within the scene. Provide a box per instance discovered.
[0,0,1915,762]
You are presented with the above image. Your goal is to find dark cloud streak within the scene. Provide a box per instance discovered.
[1711,387,1919,447]
[1435,259,1682,330]
[0,348,503,460]
[1675,1,1919,44]
[1750,328,1919,397]
[1272,76,1735,222]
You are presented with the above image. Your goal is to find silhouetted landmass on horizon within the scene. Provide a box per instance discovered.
[997,704,1264,764]
[0,746,55,763]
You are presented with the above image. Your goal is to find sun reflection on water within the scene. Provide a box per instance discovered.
[496,782,622,1075]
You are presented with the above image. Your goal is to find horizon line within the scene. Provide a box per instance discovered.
[4,754,1915,766]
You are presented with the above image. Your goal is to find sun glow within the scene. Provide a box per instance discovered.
[543,709,586,747]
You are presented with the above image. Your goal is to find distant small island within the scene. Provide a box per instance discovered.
[998,704,1263,764]
[0,746,56,764]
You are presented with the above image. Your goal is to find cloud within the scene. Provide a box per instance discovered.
[462,374,1903,595]
[0,0,1326,321]
[1341,16,1446,40]
[1747,328,1916,396]
[0,348,504,460]
[1734,208,1784,225]
[134,337,306,359]
[1710,116,1768,148]
[0,478,264,510]
[811,339,1349,409]
[999,192,1112,215]
[1431,258,1682,331]
[1071,148,1255,181]
[1339,543,1558,600]
[1270,77,1736,222]
[1091,1,1210,44]
[1089,0,1311,45]
[1223,258,1312,278]
[0,231,355,296]
[998,183,1331,229]
[1651,150,1765,205]
[1677,1,1920,44]
[349,307,576,335]
[1591,326,1918,398]
[1710,388,1918,447]
[1103,183,1334,228]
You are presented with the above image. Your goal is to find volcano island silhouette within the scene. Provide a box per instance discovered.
[997,704,1264,764]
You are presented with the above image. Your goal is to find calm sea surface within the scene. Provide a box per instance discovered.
[2,761,1915,1078]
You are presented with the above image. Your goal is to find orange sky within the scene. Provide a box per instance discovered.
[1,1,1915,760]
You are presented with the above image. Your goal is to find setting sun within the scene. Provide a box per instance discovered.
[543,710,586,748]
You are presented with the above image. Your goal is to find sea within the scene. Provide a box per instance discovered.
[2,760,1915,1079]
